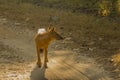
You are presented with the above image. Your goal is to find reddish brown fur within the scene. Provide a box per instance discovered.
[34,27,63,68]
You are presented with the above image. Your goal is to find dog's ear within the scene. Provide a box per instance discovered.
[48,25,55,32]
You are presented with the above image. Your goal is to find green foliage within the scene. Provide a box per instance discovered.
[98,0,119,16]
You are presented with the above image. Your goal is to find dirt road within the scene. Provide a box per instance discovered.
[0,18,113,80]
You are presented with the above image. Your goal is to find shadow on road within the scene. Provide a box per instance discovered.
[30,66,48,80]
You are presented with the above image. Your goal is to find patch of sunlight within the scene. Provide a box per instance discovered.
[112,52,120,66]
[47,59,58,68]
[53,50,71,55]
[51,59,57,63]
[6,73,30,80]
[117,0,120,13]
[47,56,66,68]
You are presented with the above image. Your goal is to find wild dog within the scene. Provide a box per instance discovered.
[34,26,63,68]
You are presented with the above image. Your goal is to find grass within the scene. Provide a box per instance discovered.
[0,1,119,47]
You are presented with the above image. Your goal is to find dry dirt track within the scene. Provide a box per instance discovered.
[0,18,113,80]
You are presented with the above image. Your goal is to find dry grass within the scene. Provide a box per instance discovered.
[0,3,120,37]
[0,1,119,52]
[0,1,119,51]
[0,2,119,49]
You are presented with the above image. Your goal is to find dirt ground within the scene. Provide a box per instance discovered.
[0,14,117,80]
